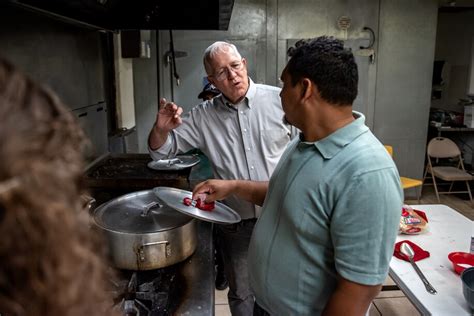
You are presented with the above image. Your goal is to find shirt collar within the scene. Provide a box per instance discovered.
[299,111,369,159]
[220,77,255,110]
[245,78,256,109]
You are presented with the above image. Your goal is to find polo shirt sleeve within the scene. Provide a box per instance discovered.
[330,167,403,286]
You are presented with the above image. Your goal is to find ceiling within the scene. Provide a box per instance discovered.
[7,0,235,31]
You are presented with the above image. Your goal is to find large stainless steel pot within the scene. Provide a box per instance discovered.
[92,190,197,270]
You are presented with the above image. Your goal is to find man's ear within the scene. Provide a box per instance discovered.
[301,78,313,101]
[242,58,247,67]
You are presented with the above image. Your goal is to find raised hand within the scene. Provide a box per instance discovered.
[155,98,183,133]
[149,98,184,150]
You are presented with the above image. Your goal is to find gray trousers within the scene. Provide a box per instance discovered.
[216,218,257,316]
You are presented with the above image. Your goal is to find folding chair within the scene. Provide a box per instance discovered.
[384,145,423,202]
[422,137,473,203]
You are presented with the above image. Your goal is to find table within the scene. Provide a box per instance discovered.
[389,204,473,315]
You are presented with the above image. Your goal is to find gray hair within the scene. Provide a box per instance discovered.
[203,41,242,75]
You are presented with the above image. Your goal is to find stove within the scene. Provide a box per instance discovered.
[108,221,214,316]
[111,265,182,316]
[84,153,214,315]
[84,153,191,205]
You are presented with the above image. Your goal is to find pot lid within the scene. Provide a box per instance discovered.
[147,155,200,171]
[93,190,193,234]
[153,187,241,224]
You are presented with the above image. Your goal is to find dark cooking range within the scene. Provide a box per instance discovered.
[110,264,183,316]
[84,153,191,205]
[112,265,186,316]
[84,154,214,316]
[107,222,214,316]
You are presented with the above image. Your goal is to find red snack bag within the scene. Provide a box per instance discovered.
[182,197,215,211]
[195,199,215,211]
[399,205,429,235]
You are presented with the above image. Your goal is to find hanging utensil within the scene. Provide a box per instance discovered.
[400,242,437,295]
[164,30,187,101]
[169,30,180,87]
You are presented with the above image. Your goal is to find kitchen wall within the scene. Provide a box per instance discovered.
[133,0,438,183]
[0,4,109,159]
[132,32,159,154]
[430,9,474,168]
[374,0,438,179]
[433,10,474,112]
[0,1,441,182]
[0,5,105,111]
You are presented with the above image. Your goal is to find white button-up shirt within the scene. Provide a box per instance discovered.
[150,78,297,219]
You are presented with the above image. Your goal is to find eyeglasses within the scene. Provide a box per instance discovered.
[211,61,245,82]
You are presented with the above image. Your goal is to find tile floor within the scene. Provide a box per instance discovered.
[213,186,474,316]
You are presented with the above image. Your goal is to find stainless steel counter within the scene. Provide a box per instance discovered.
[176,220,214,315]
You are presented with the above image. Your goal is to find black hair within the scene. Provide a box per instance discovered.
[286,36,358,105]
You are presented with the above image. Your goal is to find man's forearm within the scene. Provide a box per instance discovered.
[148,125,169,151]
[233,180,268,206]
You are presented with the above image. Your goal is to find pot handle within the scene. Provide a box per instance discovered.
[141,201,161,216]
[80,194,96,215]
[137,241,170,261]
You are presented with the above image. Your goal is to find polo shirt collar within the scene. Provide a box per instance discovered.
[300,111,369,159]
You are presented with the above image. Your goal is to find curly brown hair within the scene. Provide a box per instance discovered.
[0,59,117,316]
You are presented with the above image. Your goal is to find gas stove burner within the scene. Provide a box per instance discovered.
[104,221,213,315]
[123,299,140,316]
[110,265,184,316]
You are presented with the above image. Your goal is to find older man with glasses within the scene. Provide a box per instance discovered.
[148,41,297,315]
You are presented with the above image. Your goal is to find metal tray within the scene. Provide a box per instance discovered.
[153,187,241,224]
[147,155,200,171]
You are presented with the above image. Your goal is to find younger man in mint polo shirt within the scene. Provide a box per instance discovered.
[192,36,403,315]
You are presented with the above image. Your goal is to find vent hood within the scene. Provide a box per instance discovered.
[7,0,235,31]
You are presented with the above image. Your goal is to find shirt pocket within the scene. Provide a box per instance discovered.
[260,128,290,157]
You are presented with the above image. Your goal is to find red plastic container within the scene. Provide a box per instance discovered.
[448,252,474,275]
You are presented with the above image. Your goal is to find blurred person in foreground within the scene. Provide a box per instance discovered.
[148,41,297,315]
[0,58,116,316]
[193,36,403,315]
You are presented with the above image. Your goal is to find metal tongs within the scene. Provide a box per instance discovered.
[400,242,437,294]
